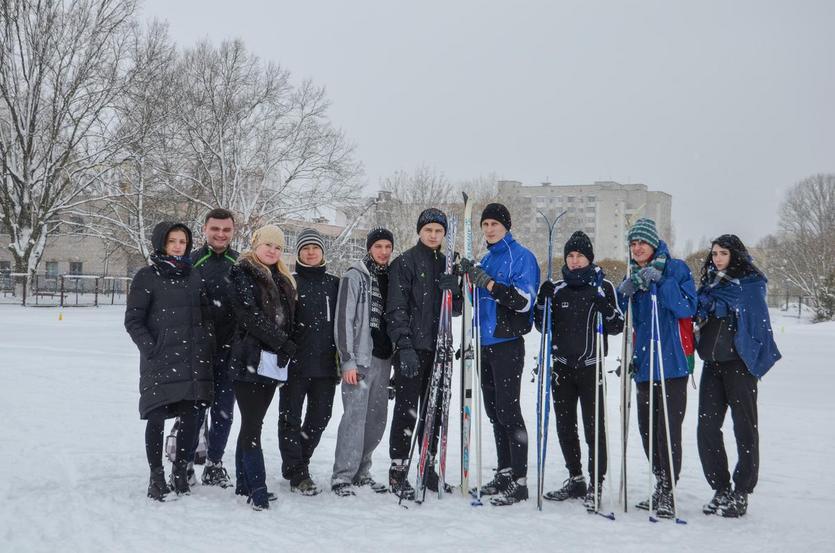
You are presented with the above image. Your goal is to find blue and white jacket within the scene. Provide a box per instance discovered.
[475,233,540,346]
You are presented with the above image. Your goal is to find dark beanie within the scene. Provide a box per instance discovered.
[564,231,594,263]
[480,203,511,231]
[416,208,448,234]
[366,227,394,251]
[296,228,326,258]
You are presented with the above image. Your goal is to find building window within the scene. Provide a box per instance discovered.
[69,262,83,275]
[0,260,10,273]
[46,261,59,278]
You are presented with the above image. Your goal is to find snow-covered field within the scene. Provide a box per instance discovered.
[0,305,832,552]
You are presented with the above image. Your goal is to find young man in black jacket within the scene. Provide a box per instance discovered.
[535,231,623,510]
[386,208,461,499]
[278,228,340,495]
[188,208,239,487]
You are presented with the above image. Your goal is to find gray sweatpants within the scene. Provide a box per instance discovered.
[331,355,391,486]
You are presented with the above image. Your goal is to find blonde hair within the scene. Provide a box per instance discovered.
[242,224,297,291]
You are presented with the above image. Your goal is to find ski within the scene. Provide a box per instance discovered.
[460,193,475,496]
[535,209,567,511]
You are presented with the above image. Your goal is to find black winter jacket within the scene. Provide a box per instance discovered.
[535,275,624,370]
[290,263,340,378]
[125,222,214,419]
[227,258,296,384]
[386,240,462,353]
[696,314,740,363]
[191,244,239,349]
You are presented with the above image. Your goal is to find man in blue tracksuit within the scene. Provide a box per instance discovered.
[617,218,697,519]
[460,203,539,506]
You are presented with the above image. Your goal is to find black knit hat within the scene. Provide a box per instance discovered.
[564,231,594,263]
[366,227,394,251]
[480,203,511,231]
[416,208,448,234]
[296,228,326,259]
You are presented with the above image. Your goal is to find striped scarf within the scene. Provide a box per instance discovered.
[629,251,668,291]
[363,254,387,330]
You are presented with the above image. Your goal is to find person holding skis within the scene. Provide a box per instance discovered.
[459,203,540,506]
[277,228,340,496]
[227,225,297,510]
[187,208,238,488]
[330,228,396,497]
[536,231,623,510]
[617,218,697,519]
[386,208,461,500]
[695,234,781,518]
[125,221,214,501]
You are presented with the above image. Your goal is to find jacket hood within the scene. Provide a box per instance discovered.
[152,221,193,256]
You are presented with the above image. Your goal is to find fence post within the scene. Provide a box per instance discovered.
[22,274,27,306]
[798,295,802,318]
[94,276,99,307]
[60,275,65,307]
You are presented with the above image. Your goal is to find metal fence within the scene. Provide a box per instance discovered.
[767,291,816,318]
[0,272,132,306]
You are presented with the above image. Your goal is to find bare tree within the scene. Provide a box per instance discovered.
[159,39,361,243]
[0,0,137,275]
[768,174,835,321]
[371,165,455,255]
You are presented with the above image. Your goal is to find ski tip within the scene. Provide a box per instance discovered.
[649,516,659,523]
[462,192,469,203]
[470,499,484,507]
[676,518,688,525]
[597,512,616,521]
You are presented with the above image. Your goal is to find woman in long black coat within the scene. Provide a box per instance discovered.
[228,224,297,510]
[125,222,214,501]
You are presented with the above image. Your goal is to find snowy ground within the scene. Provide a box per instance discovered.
[0,305,833,552]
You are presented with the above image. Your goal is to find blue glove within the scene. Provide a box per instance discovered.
[618,278,638,298]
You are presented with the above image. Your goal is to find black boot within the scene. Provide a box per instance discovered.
[490,474,529,506]
[202,461,232,488]
[544,475,587,502]
[389,463,416,501]
[718,491,748,518]
[583,481,603,513]
[241,448,271,510]
[703,488,732,515]
[469,468,512,497]
[424,460,453,494]
[353,475,388,494]
[655,487,676,519]
[171,460,191,496]
[147,467,170,501]
[635,479,663,511]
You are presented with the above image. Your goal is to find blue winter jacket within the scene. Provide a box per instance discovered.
[476,232,540,346]
[618,241,697,383]
[696,273,782,378]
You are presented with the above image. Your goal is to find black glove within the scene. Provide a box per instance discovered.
[537,280,556,305]
[593,293,615,318]
[291,323,309,345]
[438,273,459,292]
[459,257,475,274]
[398,348,420,379]
[469,265,492,289]
[279,338,297,357]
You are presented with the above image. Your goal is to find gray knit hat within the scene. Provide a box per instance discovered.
[627,218,660,249]
[296,228,326,258]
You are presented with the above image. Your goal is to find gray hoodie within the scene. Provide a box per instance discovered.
[334,259,376,372]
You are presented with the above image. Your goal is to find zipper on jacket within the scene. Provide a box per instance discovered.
[711,319,725,361]
[326,294,331,322]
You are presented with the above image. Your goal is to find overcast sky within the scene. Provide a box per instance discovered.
[142,0,835,250]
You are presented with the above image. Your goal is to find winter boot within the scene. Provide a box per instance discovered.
[389,463,416,501]
[544,475,587,502]
[202,460,232,488]
[171,460,191,496]
[353,475,388,494]
[655,487,676,519]
[470,468,513,497]
[147,467,170,501]
[703,488,732,515]
[241,448,271,510]
[583,482,603,513]
[291,477,321,496]
[718,491,748,518]
[332,482,356,497]
[636,479,663,511]
[490,475,529,506]
[424,459,453,494]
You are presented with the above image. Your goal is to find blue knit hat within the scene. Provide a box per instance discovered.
[627,218,660,249]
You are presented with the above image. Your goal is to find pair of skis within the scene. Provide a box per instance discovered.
[405,214,458,504]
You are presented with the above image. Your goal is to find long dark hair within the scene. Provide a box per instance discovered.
[699,234,762,285]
